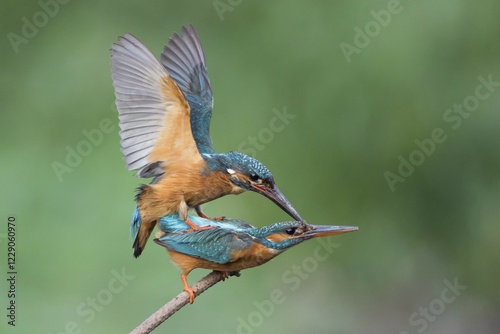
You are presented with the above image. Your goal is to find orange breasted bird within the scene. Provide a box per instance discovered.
[154,213,358,303]
[110,25,303,258]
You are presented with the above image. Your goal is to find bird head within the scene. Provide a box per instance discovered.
[220,151,303,221]
[251,221,358,251]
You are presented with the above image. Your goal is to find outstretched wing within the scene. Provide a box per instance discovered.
[154,227,252,264]
[111,34,202,178]
[161,25,215,154]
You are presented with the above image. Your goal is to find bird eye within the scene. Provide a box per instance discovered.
[285,227,296,235]
[249,173,259,182]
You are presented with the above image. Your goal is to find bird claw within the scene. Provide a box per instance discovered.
[194,206,225,221]
[218,270,241,281]
[184,216,215,232]
[185,224,215,233]
[220,271,229,281]
[184,286,197,304]
[228,270,241,277]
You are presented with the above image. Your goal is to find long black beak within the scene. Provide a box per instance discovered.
[251,184,303,221]
[304,224,359,238]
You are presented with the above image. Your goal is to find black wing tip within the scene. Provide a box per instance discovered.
[132,237,143,258]
[133,249,142,258]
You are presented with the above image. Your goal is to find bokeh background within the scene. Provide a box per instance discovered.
[1,0,499,333]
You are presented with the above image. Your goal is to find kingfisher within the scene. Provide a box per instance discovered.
[154,214,358,303]
[110,25,303,258]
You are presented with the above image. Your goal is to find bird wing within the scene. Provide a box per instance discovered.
[161,25,215,154]
[154,227,252,264]
[111,34,202,178]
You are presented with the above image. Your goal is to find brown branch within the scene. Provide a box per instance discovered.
[130,271,238,334]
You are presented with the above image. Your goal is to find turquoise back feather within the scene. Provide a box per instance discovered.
[155,227,253,264]
[155,214,308,263]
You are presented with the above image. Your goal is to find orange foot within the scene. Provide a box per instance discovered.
[181,274,197,304]
[184,286,196,304]
[228,271,241,277]
[195,206,226,221]
[184,216,215,232]
[219,271,229,281]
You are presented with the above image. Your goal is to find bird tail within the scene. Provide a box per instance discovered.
[130,206,141,240]
[133,223,157,258]
[130,206,156,258]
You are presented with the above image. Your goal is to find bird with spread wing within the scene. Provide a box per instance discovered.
[110,25,303,258]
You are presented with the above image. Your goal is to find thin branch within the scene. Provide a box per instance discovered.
[130,271,238,334]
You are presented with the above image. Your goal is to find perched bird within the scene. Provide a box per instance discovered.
[154,214,358,303]
[110,25,303,258]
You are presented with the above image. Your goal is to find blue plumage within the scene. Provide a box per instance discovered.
[161,25,215,155]
[202,151,274,184]
[157,226,252,264]
[154,213,358,303]
[159,213,253,233]
[112,25,303,260]
[160,25,277,187]
[154,215,342,264]
[130,206,141,240]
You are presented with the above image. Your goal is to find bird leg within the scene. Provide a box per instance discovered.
[228,270,241,277]
[217,270,241,281]
[181,273,196,304]
[218,271,229,281]
[195,205,225,221]
[184,216,215,232]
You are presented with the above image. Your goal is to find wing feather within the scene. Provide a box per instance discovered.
[161,25,215,154]
[155,227,252,264]
[111,33,201,177]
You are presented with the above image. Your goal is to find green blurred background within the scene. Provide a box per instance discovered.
[1,0,499,333]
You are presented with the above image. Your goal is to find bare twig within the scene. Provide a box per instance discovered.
[130,271,235,334]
